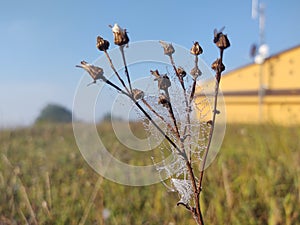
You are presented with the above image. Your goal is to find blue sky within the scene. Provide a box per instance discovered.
[0,0,299,128]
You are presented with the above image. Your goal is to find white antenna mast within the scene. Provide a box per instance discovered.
[259,3,266,45]
[252,0,269,121]
[252,0,258,19]
[252,0,265,44]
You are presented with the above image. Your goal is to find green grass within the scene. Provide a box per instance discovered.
[0,122,299,224]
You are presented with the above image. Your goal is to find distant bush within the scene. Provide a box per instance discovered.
[35,103,72,124]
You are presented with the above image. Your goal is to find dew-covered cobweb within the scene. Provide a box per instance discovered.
[132,65,214,205]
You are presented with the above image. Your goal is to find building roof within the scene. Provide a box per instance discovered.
[224,44,300,76]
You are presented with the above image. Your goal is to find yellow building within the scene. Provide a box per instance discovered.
[201,45,300,124]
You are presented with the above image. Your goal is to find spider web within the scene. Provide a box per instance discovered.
[171,178,194,205]
[134,68,213,204]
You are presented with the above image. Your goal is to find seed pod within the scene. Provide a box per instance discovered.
[206,120,213,126]
[76,61,105,83]
[151,70,171,91]
[190,41,203,55]
[150,70,161,80]
[190,66,202,79]
[158,75,171,91]
[213,28,230,50]
[159,40,175,56]
[176,67,186,79]
[96,36,110,51]
[216,34,230,49]
[211,58,225,73]
[111,24,129,46]
[132,89,144,100]
[158,94,169,108]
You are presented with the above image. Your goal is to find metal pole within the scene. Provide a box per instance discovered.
[258,3,265,122]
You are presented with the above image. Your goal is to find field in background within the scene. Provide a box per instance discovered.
[0,122,299,225]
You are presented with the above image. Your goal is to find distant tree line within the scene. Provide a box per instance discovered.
[35,103,72,124]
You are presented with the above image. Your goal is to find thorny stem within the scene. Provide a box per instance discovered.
[104,50,131,95]
[197,49,224,224]
[119,46,133,94]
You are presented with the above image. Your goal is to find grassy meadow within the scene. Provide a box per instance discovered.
[0,122,299,224]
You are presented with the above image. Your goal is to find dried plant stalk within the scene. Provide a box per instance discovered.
[77,24,230,225]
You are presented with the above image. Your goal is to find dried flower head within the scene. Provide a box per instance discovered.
[96,36,110,51]
[159,40,175,56]
[150,69,160,80]
[159,75,171,91]
[176,67,186,79]
[151,70,171,91]
[213,28,230,50]
[158,94,169,108]
[190,66,202,79]
[206,120,213,126]
[211,58,225,72]
[76,61,105,84]
[190,42,203,55]
[111,23,129,46]
[132,89,144,100]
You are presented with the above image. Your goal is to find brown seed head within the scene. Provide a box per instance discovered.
[151,70,171,91]
[190,66,202,79]
[132,89,144,100]
[111,24,129,46]
[150,70,161,80]
[96,36,110,51]
[158,94,169,108]
[176,67,186,79]
[206,120,213,126]
[190,41,203,55]
[211,58,225,73]
[158,75,171,91]
[76,61,105,82]
[214,30,230,50]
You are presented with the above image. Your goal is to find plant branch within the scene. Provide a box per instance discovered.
[135,99,185,158]
[189,55,199,105]
[104,50,131,95]
[168,52,203,225]
[141,98,178,136]
[198,48,224,191]
[164,89,180,138]
[101,77,185,158]
[169,55,193,161]
[119,46,133,94]
[177,202,192,211]
[169,55,186,91]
